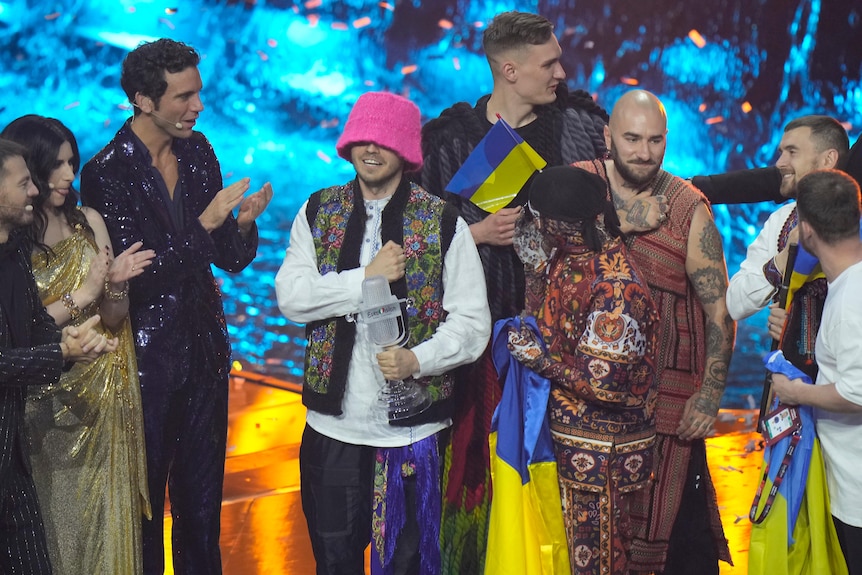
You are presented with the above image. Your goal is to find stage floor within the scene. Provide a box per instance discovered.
[160,373,764,574]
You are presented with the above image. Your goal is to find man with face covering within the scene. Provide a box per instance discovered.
[276,91,489,575]
[506,165,659,574]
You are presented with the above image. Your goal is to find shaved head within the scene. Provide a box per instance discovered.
[604,90,668,188]
[609,90,667,133]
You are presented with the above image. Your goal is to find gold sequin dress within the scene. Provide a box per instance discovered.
[26,230,151,575]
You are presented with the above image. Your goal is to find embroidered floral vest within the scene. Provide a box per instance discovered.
[303,178,459,426]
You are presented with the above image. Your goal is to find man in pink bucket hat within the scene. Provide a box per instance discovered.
[276,92,490,575]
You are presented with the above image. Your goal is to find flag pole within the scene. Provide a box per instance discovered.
[495,113,521,142]
[756,242,800,432]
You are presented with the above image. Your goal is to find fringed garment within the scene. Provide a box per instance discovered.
[371,434,442,575]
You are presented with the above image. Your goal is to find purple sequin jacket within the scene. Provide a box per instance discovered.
[80,121,258,392]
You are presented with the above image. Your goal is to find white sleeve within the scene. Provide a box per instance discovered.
[410,217,491,377]
[275,200,366,323]
[832,315,862,407]
[726,205,792,320]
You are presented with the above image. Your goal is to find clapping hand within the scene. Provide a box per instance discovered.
[106,242,156,285]
[237,182,274,235]
[198,178,252,232]
[619,193,668,233]
[80,250,110,302]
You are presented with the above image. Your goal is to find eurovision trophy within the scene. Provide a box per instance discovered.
[356,275,430,421]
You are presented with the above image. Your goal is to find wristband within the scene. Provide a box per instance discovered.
[103,278,128,301]
[61,293,82,321]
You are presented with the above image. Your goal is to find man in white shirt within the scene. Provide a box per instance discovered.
[726,115,849,379]
[771,169,862,575]
[275,92,490,575]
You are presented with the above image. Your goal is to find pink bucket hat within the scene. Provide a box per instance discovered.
[335,91,424,172]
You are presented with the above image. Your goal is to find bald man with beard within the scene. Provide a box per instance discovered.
[572,90,735,575]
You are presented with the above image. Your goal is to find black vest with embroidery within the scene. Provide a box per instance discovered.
[302,178,459,426]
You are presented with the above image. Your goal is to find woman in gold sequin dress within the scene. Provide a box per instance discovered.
[1,115,155,575]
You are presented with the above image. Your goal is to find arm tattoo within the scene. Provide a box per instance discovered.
[698,219,724,262]
[689,266,726,305]
[695,360,728,414]
[697,323,730,415]
[696,320,733,416]
[706,317,724,350]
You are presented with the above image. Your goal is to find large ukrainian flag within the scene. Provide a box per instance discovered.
[445,116,547,213]
[485,316,569,575]
[748,351,847,575]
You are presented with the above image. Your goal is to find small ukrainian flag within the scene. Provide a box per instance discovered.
[445,116,547,213]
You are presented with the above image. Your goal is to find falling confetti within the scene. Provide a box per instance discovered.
[688,29,707,48]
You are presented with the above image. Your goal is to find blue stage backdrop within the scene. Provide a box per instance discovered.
[2,0,860,407]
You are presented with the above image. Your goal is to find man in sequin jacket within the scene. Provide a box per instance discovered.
[80,40,272,575]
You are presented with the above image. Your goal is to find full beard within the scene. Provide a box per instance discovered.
[610,141,661,189]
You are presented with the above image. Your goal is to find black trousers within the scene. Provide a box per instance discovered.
[140,364,229,575]
[660,440,719,575]
[0,454,52,575]
[834,516,862,575]
[299,425,422,575]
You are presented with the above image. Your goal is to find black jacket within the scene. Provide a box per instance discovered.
[0,233,64,477]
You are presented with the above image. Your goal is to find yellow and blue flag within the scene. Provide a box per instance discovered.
[785,243,825,308]
[445,116,547,213]
[786,222,862,306]
[748,351,848,575]
[485,315,569,575]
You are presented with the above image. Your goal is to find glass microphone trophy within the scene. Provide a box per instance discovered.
[355,275,431,421]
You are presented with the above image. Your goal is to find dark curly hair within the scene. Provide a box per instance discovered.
[0,115,91,255]
[121,38,200,114]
